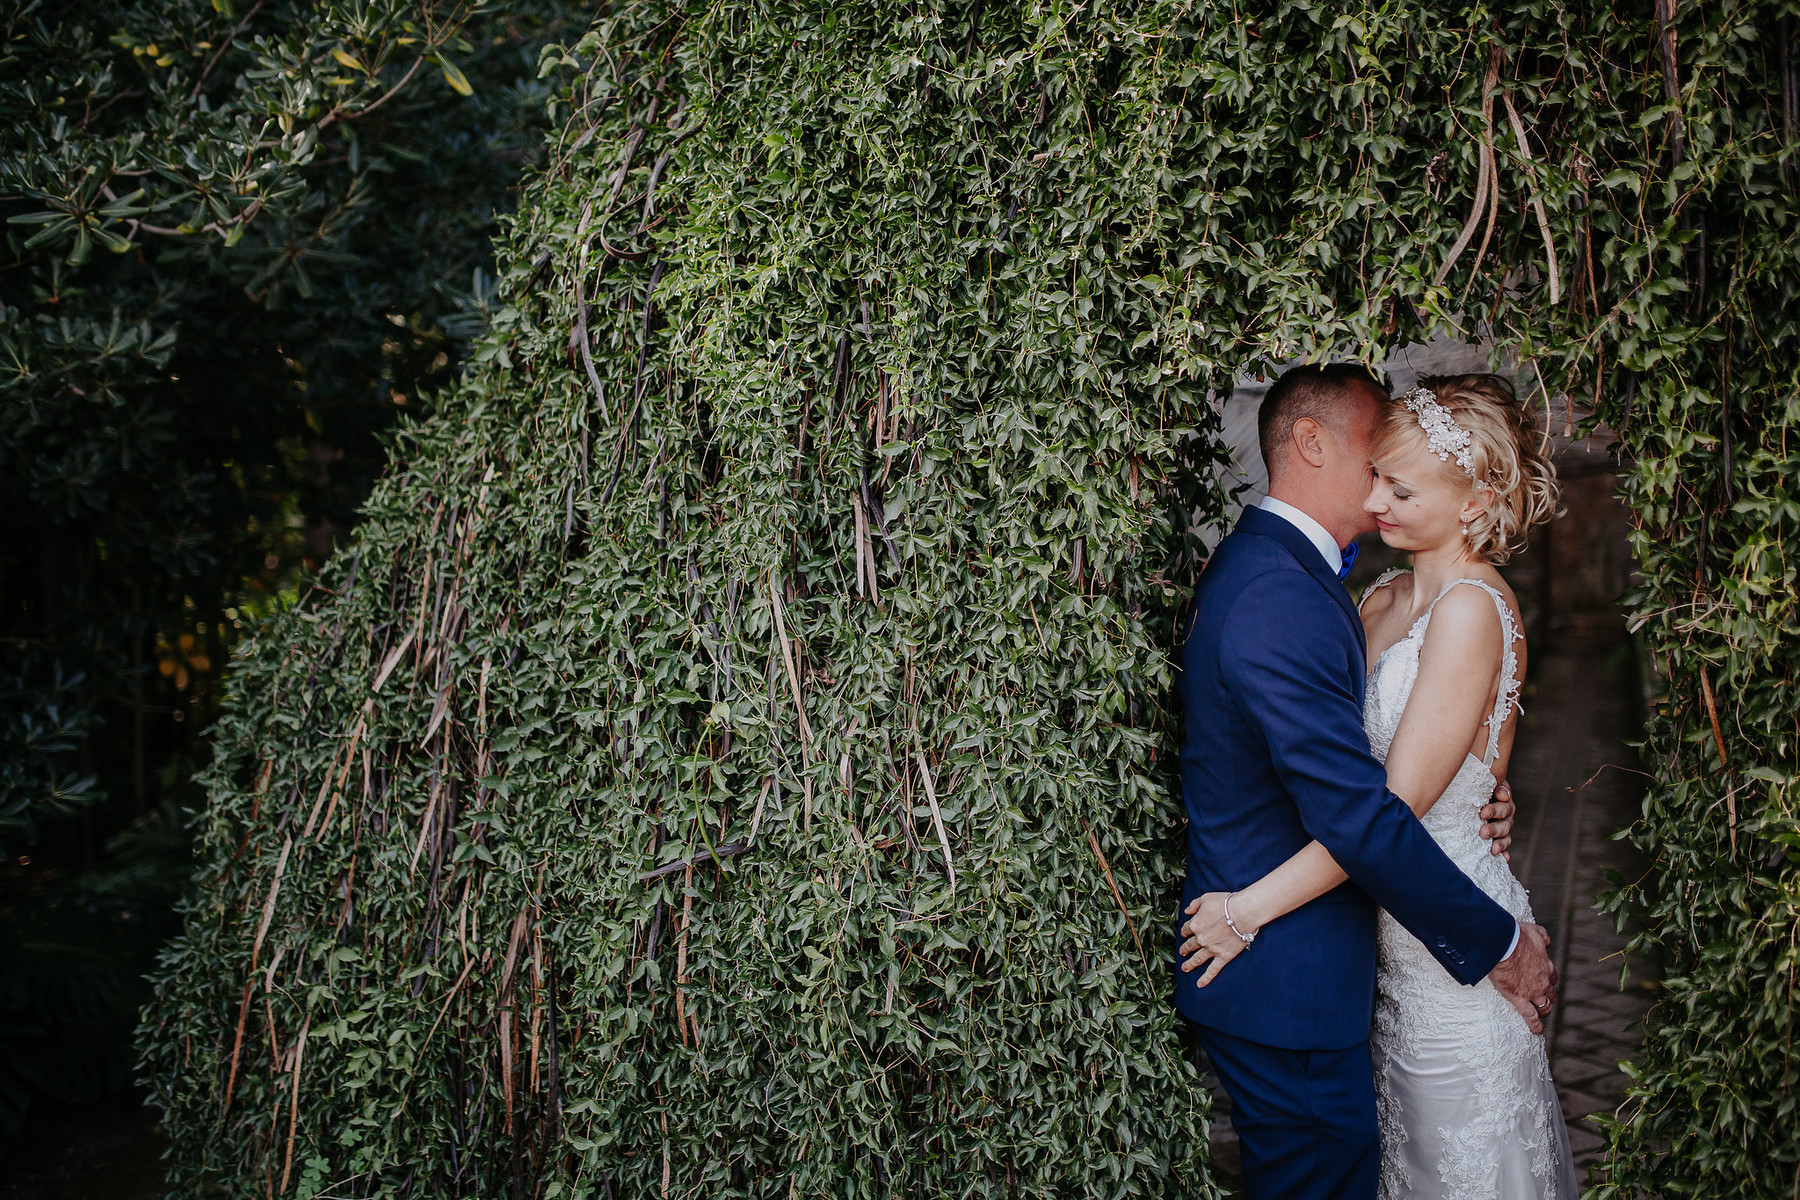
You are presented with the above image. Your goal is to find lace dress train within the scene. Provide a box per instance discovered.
[1360,572,1578,1200]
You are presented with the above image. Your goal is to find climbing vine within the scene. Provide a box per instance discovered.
[137,2,1800,1198]
[1563,4,1800,1196]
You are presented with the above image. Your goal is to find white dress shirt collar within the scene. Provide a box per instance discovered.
[1257,495,1343,574]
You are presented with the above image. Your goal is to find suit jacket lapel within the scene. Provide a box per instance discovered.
[1235,505,1367,659]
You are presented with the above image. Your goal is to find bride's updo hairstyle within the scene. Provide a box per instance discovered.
[1372,373,1562,564]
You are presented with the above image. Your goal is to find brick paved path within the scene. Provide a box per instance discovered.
[1200,611,1656,1192]
[1504,612,1657,1173]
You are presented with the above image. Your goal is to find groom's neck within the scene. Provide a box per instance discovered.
[1266,478,1360,549]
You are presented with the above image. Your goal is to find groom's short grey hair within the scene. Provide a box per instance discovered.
[1258,363,1386,476]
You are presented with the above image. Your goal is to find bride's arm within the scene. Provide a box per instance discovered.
[1180,587,1505,986]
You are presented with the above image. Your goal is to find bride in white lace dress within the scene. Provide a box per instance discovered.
[1183,374,1578,1198]
[1357,563,1576,1199]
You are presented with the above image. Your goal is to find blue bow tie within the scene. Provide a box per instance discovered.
[1337,540,1360,581]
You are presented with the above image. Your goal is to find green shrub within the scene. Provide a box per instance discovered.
[1,0,570,1133]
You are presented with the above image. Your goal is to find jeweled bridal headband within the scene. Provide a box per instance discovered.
[1399,385,1476,477]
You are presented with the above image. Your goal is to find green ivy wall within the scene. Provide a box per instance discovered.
[138,2,1800,1197]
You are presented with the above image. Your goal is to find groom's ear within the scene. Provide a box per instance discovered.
[1289,416,1329,468]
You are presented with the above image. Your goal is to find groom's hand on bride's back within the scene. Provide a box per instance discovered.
[1479,779,1516,860]
[1487,921,1557,1035]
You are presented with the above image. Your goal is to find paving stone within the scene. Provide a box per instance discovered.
[1568,1125,1608,1159]
[1557,1087,1613,1118]
[1561,980,1612,1004]
[1566,1016,1639,1047]
[1552,1058,1619,1090]
[1586,990,1651,1019]
[1551,1026,1619,1059]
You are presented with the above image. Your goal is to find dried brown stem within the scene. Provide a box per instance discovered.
[639,841,750,882]
[767,576,814,749]
[1434,46,1503,288]
[278,1016,309,1195]
[1085,822,1146,966]
[1501,92,1561,306]
[914,750,957,893]
[1699,667,1734,854]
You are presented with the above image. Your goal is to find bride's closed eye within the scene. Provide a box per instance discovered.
[1378,470,1415,501]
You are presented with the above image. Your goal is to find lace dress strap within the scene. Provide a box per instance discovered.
[1357,567,1410,613]
[1427,578,1523,766]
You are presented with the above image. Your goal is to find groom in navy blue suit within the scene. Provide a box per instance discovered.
[1172,365,1558,1200]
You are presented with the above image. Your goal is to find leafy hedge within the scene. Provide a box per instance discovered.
[138,2,1800,1197]
[0,0,567,1134]
[1567,4,1800,1195]
[0,0,566,852]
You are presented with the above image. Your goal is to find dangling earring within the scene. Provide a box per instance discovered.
[1461,520,1469,538]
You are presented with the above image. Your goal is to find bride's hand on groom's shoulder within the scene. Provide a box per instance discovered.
[1179,891,1251,988]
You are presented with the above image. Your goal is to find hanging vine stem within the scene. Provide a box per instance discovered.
[1434,44,1502,294]
[572,202,613,424]
[912,749,956,894]
[1698,667,1734,854]
[766,575,813,750]
[598,259,667,505]
[1500,92,1561,306]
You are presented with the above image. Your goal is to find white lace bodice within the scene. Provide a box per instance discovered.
[1357,569,1576,1200]
[1360,570,1524,876]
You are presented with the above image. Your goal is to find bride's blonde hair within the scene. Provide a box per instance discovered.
[1373,373,1562,564]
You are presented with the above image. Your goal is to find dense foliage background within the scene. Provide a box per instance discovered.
[0,0,571,1131]
[79,0,1800,1197]
[1568,4,1800,1195]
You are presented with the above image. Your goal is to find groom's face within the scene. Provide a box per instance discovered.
[1325,382,1385,536]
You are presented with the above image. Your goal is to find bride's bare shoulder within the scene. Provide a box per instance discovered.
[1473,572,1527,663]
[1419,578,1514,668]
[1470,567,1520,609]
[1456,571,1524,641]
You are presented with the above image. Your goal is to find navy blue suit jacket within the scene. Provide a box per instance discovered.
[1173,505,1516,1050]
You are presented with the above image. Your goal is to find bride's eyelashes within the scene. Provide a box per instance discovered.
[1371,467,1415,502]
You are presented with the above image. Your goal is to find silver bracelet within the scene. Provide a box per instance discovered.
[1223,893,1256,947]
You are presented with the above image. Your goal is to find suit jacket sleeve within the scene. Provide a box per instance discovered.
[1219,572,1517,985]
